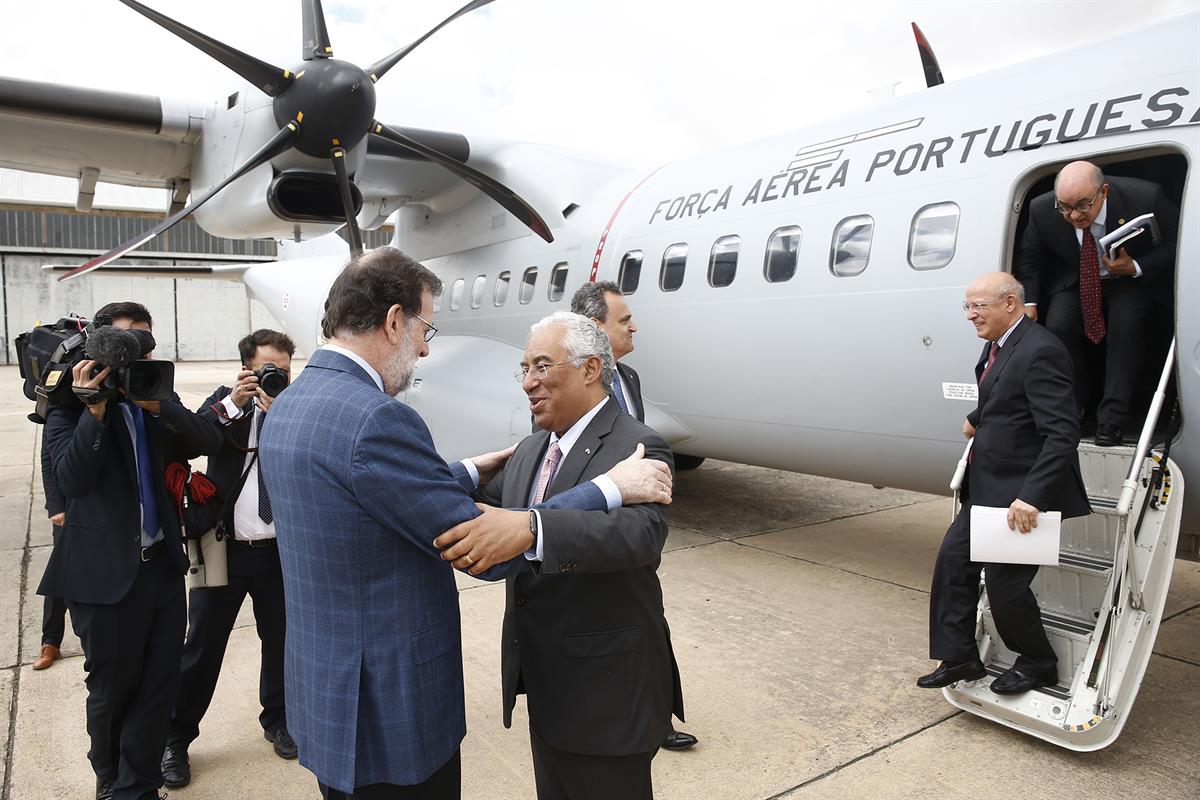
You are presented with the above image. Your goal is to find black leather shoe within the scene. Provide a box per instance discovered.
[1095,424,1123,447]
[916,660,986,688]
[265,724,298,759]
[95,777,114,800]
[161,745,191,789]
[662,729,698,750]
[990,667,1056,695]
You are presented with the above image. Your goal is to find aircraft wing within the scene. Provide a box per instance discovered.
[0,76,203,198]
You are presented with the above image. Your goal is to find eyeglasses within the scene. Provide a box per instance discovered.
[514,359,576,382]
[1054,192,1101,215]
[962,300,996,313]
[412,312,437,343]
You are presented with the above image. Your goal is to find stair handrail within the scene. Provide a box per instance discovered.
[1114,338,1175,611]
[950,437,974,521]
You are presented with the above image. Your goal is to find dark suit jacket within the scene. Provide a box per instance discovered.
[964,317,1090,519]
[40,433,65,518]
[195,386,257,536]
[615,361,645,422]
[1014,176,1179,308]
[38,395,223,605]
[479,399,683,757]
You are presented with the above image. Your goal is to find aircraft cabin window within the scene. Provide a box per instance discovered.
[709,235,739,288]
[619,251,643,294]
[764,225,802,283]
[494,270,511,306]
[519,267,538,304]
[830,215,874,277]
[908,202,960,270]
[548,262,569,301]
[660,243,688,292]
[469,275,486,309]
[449,278,466,311]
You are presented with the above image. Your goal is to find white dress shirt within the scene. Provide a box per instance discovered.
[215,397,275,541]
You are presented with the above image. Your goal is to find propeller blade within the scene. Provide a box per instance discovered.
[331,148,364,256]
[372,120,553,243]
[58,121,300,282]
[302,0,334,60]
[911,22,944,88]
[117,0,292,97]
[366,0,495,83]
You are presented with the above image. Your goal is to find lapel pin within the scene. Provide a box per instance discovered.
[1118,218,1125,225]
[584,448,592,455]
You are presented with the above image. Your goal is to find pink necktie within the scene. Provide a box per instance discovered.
[1079,229,1106,344]
[531,441,562,504]
[978,342,999,385]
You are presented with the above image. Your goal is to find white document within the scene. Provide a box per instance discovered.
[1098,212,1159,259]
[969,505,1061,566]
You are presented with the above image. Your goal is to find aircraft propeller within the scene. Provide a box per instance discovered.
[60,0,552,282]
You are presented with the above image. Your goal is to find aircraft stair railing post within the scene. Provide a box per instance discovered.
[1115,337,1176,610]
[950,437,974,522]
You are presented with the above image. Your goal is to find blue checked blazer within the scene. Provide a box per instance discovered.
[258,347,604,792]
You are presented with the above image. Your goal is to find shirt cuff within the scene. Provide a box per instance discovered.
[1024,302,1037,307]
[591,475,623,511]
[220,395,246,424]
[460,459,481,488]
[524,509,544,561]
[1132,259,1142,278]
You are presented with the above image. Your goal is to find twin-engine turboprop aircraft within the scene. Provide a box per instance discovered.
[1,0,1196,751]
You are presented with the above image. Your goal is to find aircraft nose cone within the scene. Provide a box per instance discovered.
[275,59,377,157]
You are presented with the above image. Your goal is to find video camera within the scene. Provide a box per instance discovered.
[15,314,175,423]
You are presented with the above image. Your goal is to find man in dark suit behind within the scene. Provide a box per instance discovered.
[437,312,681,800]
[38,302,222,800]
[258,250,673,800]
[570,281,698,752]
[917,273,1091,696]
[160,329,298,790]
[1013,160,1179,446]
[33,432,68,670]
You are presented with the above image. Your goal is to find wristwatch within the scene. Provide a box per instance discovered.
[528,510,537,537]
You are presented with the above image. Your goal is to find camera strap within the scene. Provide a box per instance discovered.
[214,451,258,541]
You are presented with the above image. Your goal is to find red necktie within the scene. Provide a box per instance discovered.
[531,441,562,504]
[978,342,999,385]
[1079,229,1106,344]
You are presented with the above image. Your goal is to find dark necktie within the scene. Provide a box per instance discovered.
[1079,228,1106,344]
[256,410,273,524]
[978,342,999,385]
[611,369,630,415]
[129,403,160,544]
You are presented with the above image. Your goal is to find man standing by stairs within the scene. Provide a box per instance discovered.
[917,272,1091,696]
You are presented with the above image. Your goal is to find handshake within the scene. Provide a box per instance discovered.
[435,443,673,575]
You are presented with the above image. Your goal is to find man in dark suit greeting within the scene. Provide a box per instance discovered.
[1014,160,1179,445]
[917,273,1090,696]
[438,312,681,800]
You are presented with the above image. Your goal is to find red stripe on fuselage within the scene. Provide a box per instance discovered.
[589,165,667,282]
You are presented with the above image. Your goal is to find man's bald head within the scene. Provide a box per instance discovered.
[1053,160,1108,229]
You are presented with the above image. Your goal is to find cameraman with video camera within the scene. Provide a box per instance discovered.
[161,329,296,789]
[37,302,222,800]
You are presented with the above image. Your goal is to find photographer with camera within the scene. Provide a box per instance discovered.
[160,329,297,789]
[36,302,222,800]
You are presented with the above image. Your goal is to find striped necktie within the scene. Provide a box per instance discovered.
[531,441,562,505]
[611,369,630,415]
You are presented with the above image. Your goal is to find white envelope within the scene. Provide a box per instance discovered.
[969,505,1061,566]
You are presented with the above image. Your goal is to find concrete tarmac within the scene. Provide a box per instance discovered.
[2,362,1197,800]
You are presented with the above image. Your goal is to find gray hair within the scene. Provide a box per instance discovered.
[529,311,615,390]
[996,273,1026,304]
[570,281,621,322]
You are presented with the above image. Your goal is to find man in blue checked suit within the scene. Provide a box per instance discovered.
[259,249,673,800]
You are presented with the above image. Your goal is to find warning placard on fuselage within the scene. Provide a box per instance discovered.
[943,382,978,401]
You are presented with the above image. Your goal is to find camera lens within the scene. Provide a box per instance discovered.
[256,364,289,398]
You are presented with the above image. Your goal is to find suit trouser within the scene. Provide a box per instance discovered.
[529,723,655,800]
[1044,277,1151,428]
[167,538,286,749]
[40,524,68,647]
[318,750,460,799]
[68,552,185,800]
[929,505,1058,676]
